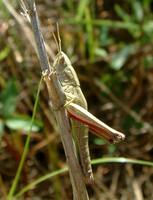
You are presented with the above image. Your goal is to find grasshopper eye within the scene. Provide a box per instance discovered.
[57,56,67,67]
[59,56,65,64]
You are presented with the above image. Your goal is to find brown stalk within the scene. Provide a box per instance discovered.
[20,0,89,199]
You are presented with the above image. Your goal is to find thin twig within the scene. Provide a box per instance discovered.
[3,0,55,60]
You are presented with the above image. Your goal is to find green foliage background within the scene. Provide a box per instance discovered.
[0,0,153,199]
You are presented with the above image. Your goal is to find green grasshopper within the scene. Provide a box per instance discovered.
[52,27,125,183]
[52,30,93,182]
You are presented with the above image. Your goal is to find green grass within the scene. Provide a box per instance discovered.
[7,76,43,200]
[15,156,153,198]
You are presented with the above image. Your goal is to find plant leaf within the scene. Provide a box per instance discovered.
[5,115,43,132]
[0,80,18,118]
[0,47,10,61]
[110,44,135,70]
[0,120,4,137]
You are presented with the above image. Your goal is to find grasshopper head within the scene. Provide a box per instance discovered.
[53,51,71,73]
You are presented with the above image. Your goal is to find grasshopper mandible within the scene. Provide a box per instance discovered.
[52,26,125,183]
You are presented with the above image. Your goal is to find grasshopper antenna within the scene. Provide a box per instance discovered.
[56,23,62,54]
[52,31,59,54]
[52,23,62,55]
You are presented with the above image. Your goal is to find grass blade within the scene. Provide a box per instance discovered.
[8,76,43,199]
[15,157,153,198]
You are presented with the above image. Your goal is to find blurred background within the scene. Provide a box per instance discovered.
[0,0,153,199]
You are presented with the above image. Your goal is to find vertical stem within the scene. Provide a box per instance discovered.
[8,77,43,199]
[22,1,89,199]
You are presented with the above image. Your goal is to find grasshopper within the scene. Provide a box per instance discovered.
[52,27,125,183]
[52,29,94,182]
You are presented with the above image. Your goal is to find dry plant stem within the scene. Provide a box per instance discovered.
[3,0,54,60]
[23,1,89,199]
[24,0,50,72]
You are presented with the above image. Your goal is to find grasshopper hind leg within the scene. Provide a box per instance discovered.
[71,119,94,184]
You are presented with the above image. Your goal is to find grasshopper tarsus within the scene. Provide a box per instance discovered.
[112,131,125,144]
